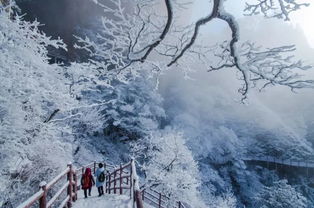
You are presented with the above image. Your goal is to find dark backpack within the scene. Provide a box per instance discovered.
[98,171,105,182]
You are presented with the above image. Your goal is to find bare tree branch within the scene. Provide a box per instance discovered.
[127,0,173,64]
[76,0,314,100]
[167,0,221,67]
[44,109,60,123]
[244,0,310,20]
[217,12,250,99]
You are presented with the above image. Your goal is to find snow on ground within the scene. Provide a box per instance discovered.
[73,188,132,208]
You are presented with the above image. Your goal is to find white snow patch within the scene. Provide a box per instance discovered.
[73,188,132,208]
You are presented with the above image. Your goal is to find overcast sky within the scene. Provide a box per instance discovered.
[191,0,314,48]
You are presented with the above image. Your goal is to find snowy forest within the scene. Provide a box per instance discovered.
[1,0,314,207]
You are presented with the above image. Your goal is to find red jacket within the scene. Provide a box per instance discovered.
[81,168,95,189]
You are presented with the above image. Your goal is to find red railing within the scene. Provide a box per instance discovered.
[105,163,131,195]
[105,159,144,208]
[17,160,144,208]
[141,188,186,208]
[17,163,77,208]
[17,159,188,208]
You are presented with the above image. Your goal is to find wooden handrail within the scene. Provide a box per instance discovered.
[107,186,132,191]
[47,182,69,207]
[107,175,131,183]
[141,188,186,208]
[18,163,77,208]
[58,195,70,208]
[104,158,144,208]
[143,190,167,203]
[17,159,187,208]
[67,163,73,207]
[16,189,44,208]
[46,167,70,189]
[144,188,170,200]
[131,159,144,208]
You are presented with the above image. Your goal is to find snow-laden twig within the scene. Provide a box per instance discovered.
[244,0,310,21]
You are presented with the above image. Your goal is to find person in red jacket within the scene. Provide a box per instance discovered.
[81,168,95,198]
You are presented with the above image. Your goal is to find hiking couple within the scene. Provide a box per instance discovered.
[81,163,106,198]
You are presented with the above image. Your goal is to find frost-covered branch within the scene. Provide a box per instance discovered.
[244,0,310,20]
[75,0,313,100]
[210,41,314,96]
[167,0,221,67]
[241,43,314,91]
[75,0,173,74]
[134,0,173,63]
[217,9,250,99]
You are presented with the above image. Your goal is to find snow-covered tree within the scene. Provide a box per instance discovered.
[0,8,75,207]
[210,191,237,208]
[139,128,206,207]
[66,62,165,141]
[255,179,308,208]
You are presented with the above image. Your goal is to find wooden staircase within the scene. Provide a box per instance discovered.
[17,159,186,208]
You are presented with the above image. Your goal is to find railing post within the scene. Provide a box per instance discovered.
[104,162,107,193]
[142,189,145,200]
[105,174,108,193]
[108,172,111,194]
[135,190,144,208]
[133,179,136,202]
[120,164,123,195]
[114,170,117,194]
[130,161,133,199]
[39,181,47,208]
[94,161,96,174]
[158,192,162,208]
[133,179,136,208]
[73,172,78,201]
[106,170,110,194]
[67,163,73,208]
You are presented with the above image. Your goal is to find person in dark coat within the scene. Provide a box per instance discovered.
[81,168,95,198]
